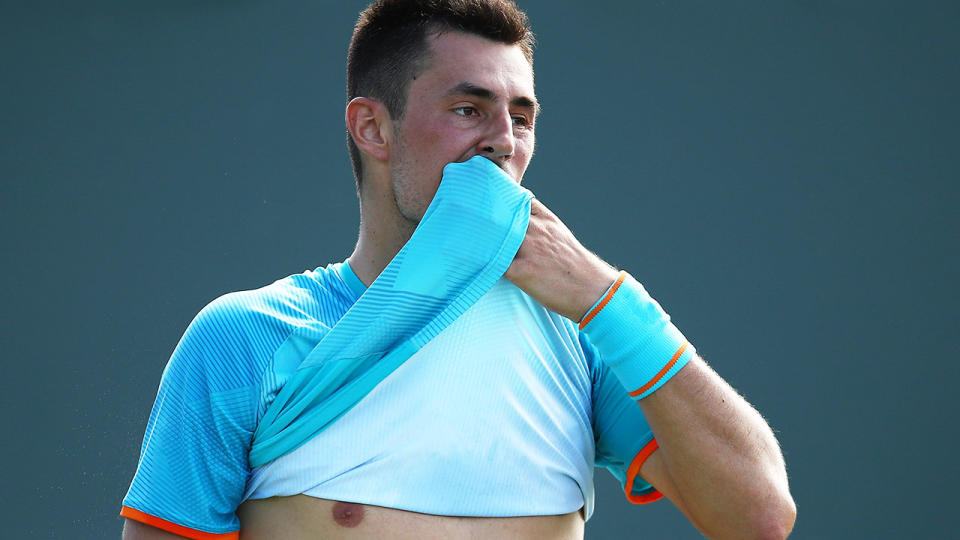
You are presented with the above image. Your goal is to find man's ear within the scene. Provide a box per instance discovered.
[346,97,393,163]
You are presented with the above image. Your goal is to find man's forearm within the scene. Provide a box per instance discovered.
[639,357,796,539]
[575,270,796,538]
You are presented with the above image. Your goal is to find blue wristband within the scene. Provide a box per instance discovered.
[579,271,694,400]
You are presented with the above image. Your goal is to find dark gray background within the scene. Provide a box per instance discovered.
[2,1,957,538]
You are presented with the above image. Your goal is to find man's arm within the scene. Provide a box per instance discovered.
[637,358,795,539]
[504,198,796,539]
[119,292,262,540]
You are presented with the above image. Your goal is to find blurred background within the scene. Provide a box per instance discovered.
[2,1,957,538]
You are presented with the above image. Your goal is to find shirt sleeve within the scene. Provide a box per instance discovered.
[584,333,664,504]
[121,295,264,539]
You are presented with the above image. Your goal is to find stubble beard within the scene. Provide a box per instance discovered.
[389,133,433,234]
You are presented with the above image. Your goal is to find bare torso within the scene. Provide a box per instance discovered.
[236,495,585,540]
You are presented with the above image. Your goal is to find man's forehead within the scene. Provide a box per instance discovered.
[416,32,534,107]
[426,28,530,60]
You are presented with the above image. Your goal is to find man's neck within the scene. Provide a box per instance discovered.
[347,197,417,288]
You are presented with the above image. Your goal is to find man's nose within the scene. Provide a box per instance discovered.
[477,109,515,160]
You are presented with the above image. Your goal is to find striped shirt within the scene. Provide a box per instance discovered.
[121,261,662,539]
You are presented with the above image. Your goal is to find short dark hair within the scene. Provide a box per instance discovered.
[346,0,535,185]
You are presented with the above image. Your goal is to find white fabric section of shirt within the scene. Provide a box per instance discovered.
[243,277,598,518]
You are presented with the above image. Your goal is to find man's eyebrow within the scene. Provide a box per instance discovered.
[447,81,540,116]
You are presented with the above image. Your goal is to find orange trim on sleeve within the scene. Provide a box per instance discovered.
[579,271,627,330]
[624,438,664,504]
[628,342,689,398]
[120,506,239,540]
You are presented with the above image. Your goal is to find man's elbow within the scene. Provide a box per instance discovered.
[743,451,796,540]
[690,487,796,540]
[713,479,796,540]
[751,491,797,540]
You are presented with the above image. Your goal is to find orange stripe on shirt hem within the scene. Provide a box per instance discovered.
[629,342,689,398]
[579,271,627,330]
[120,506,239,540]
[624,438,664,504]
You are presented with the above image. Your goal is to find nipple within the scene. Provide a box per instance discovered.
[332,501,365,527]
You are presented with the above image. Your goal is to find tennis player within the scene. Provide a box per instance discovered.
[121,1,796,538]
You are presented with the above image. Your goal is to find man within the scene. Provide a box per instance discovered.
[121,1,796,538]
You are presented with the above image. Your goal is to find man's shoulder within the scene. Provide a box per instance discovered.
[168,265,353,380]
[199,265,351,331]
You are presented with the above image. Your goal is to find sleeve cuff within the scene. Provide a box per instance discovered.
[624,439,664,504]
[120,506,239,540]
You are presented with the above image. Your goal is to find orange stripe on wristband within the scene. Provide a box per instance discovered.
[628,342,689,398]
[120,506,239,540]
[579,271,627,330]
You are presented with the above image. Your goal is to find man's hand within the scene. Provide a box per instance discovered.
[503,198,620,321]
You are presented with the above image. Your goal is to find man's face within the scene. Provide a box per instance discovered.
[389,30,537,224]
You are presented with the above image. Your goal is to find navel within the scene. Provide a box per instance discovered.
[332,501,365,528]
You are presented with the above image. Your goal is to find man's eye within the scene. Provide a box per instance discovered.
[454,107,478,117]
[512,115,530,127]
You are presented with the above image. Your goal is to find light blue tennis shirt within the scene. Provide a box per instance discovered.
[121,159,663,538]
[244,263,656,516]
[123,261,660,537]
